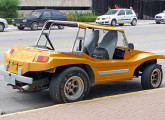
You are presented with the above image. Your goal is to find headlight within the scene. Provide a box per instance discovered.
[23,19,27,22]
[12,19,14,22]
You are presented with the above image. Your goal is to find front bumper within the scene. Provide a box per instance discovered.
[155,18,165,22]
[0,67,33,85]
[12,22,31,27]
[96,20,110,25]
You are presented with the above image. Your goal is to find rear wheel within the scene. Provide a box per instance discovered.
[17,26,24,30]
[119,24,124,26]
[131,19,137,26]
[58,25,64,29]
[49,67,90,103]
[0,23,4,32]
[141,64,163,90]
[31,22,38,30]
[156,22,160,24]
[111,19,116,26]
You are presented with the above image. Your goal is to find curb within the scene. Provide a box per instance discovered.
[0,87,165,118]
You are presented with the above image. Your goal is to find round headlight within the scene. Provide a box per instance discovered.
[23,19,27,22]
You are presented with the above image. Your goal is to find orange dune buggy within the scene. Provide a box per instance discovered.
[0,20,165,103]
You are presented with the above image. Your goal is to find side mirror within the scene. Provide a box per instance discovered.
[128,43,134,51]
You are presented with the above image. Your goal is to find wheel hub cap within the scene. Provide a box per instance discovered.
[64,76,84,100]
[151,68,161,88]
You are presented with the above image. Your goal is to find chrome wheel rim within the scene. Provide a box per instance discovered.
[112,20,116,26]
[133,20,137,25]
[0,24,3,31]
[32,23,38,30]
[151,68,161,88]
[64,76,84,100]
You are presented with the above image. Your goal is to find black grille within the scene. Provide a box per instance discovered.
[156,16,162,18]
[14,19,23,23]
[102,18,105,20]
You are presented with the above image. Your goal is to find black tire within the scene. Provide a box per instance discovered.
[119,24,124,26]
[17,26,24,30]
[156,22,160,24]
[131,19,137,26]
[141,64,163,90]
[58,25,64,29]
[31,22,38,30]
[49,67,90,104]
[0,23,4,32]
[111,19,116,26]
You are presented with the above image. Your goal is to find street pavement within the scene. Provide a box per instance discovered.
[0,20,165,115]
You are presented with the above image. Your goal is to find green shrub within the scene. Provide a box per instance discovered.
[66,12,98,22]
[0,0,19,18]
[5,18,13,24]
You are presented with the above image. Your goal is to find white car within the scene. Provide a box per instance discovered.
[0,18,8,32]
[155,10,165,24]
[96,9,137,26]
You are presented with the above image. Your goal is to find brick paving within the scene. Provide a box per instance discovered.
[1,88,165,120]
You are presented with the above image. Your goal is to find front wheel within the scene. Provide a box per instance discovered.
[141,64,163,90]
[111,19,116,26]
[31,22,38,30]
[49,67,90,103]
[131,19,137,26]
[17,26,24,30]
[0,23,4,32]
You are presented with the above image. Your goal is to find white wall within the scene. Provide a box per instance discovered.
[19,0,91,7]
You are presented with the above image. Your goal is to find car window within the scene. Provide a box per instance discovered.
[118,10,125,15]
[104,10,119,15]
[26,10,42,18]
[42,11,52,18]
[126,10,133,15]
[52,11,64,16]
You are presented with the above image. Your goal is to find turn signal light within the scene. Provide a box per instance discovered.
[10,48,16,55]
[35,55,49,62]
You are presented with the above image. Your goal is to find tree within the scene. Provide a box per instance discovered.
[0,0,19,18]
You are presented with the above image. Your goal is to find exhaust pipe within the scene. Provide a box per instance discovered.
[22,85,30,91]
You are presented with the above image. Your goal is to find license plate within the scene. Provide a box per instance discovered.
[16,23,20,26]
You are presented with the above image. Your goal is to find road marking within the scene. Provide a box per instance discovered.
[0,87,165,118]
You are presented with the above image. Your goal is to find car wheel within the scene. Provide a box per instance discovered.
[119,24,124,26]
[31,22,38,30]
[0,23,4,32]
[49,67,90,103]
[17,26,24,30]
[58,25,64,29]
[141,64,163,90]
[156,22,160,24]
[111,19,116,26]
[131,19,137,26]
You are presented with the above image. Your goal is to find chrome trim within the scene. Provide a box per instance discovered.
[0,68,33,85]
[98,69,129,75]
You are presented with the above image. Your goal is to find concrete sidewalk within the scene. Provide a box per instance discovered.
[1,88,165,120]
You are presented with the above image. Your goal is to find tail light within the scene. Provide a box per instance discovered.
[35,55,49,62]
[10,48,16,55]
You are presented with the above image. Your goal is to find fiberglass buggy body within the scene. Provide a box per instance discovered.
[0,20,165,103]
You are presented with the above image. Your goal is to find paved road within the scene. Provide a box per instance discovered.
[0,21,165,114]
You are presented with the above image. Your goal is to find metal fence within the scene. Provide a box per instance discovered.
[92,0,165,19]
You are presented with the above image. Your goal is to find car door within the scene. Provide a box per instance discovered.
[93,31,134,83]
[117,10,127,23]
[39,10,52,26]
[125,10,134,23]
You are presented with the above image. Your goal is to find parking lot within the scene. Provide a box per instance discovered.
[0,20,165,115]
